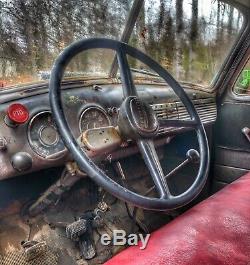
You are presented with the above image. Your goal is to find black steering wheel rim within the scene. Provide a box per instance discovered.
[49,38,210,211]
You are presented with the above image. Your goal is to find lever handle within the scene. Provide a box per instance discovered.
[242,127,250,143]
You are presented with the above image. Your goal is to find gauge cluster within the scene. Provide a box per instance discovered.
[28,111,65,159]
[79,106,111,132]
[28,105,112,159]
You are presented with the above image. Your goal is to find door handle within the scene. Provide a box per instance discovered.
[242,127,250,143]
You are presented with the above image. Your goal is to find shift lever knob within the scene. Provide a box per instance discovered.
[186,149,200,163]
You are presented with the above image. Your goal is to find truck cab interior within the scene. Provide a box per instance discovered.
[0,0,249,264]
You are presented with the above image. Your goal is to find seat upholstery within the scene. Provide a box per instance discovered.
[105,172,250,265]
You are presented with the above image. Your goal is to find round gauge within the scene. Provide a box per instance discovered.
[79,106,111,132]
[28,111,65,159]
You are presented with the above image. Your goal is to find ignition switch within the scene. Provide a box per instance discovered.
[5,103,29,127]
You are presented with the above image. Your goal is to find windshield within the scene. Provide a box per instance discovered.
[129,0,244,87]
[0,0,244,89]
[0,0,129,87]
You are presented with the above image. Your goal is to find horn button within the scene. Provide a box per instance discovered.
[118,97,159,139]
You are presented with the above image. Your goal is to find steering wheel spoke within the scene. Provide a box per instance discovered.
[137,139,171,199]
[117,48,137,97]
[158,118,198,129]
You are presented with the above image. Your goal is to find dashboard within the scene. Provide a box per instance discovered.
[0,80,217,181]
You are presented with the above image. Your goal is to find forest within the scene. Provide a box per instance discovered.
[0,0,243,88]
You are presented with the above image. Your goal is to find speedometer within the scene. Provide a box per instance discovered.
[79,106,111,132]
[28,111,65,159]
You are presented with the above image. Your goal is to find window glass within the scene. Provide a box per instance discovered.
[234,59,250,95]
[130,0,244,87]
[0,0,129,88]
[0,0,244,89]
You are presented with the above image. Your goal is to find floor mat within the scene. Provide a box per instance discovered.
[0,246,58,265]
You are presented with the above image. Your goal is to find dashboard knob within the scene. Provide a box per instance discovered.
[5,103,29,127]
[11,152,33,172]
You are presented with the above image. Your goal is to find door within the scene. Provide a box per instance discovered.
[213,58,250,191]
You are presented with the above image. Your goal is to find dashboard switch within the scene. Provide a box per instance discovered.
[5,103,29,127]
[11,152,32,172]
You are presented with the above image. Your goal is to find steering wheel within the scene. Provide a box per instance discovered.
[49,38,209,211]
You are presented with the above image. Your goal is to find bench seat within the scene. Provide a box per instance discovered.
[105,172,250,265]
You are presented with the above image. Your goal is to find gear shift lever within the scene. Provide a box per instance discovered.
[144,149,200,196]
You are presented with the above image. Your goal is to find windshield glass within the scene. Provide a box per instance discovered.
[0,0,244,89]
[130,0,244,87]
[0,0,128,87]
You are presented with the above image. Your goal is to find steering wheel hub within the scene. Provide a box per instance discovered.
[118,96,159,139]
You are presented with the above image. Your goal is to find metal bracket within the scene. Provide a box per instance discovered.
[80,126,122,154]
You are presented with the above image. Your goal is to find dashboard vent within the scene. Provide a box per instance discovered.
[152,98,217,134]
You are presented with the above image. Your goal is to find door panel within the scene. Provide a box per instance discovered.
[213,60,250,191]
[216,102,250,151]
[213,102,250,191]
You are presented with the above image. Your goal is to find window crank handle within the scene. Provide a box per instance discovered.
[242,127,250,143]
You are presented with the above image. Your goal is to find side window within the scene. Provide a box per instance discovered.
[234,59,250,95]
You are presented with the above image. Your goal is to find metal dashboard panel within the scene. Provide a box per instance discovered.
[153,98,217,134]
[0,83,217,181]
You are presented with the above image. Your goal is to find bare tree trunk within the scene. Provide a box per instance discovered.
[158,0,165,37]
[137,1,146,53]
[190,0,198,43]
[175,0,184,79]
[188,0,198,81]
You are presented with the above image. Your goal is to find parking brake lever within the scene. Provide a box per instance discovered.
[242,127,250,143]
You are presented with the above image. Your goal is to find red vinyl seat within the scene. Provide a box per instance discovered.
[104,172,250,265]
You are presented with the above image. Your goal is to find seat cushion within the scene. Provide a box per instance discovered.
[104,172,250,265]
